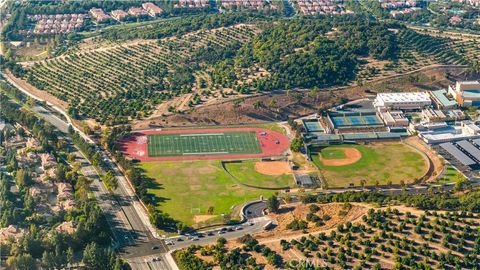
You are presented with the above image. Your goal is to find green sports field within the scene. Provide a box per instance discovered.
[311,143,428,188]
[320,148,347,159]
[224,160,293,189]
[147,131,261,157]
[142,160,284,226]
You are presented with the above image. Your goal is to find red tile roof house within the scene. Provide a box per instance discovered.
[110,9,128,21]
[128,7,148,17]
[142,2,163,17]
[89,8,111,22]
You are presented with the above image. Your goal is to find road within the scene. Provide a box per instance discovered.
[1,76,175,269]
[33,101,172,263]
[5,72,480,269]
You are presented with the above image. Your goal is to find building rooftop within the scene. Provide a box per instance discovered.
[430,89,457,107]
[462,90,480,98]
[376,92,431,103]
[418,122,480,144]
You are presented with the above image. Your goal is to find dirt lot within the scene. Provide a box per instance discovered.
[132,65,467,129]
[255,203,370,242]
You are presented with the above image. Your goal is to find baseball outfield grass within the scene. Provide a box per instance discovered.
[142,160,284,226]
[223,160,293,189]
[311,143,428,188]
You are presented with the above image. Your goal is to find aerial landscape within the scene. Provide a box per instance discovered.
[1,0,480,269]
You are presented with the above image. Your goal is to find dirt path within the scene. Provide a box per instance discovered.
[4,70,68,111]
[403,136,443,182]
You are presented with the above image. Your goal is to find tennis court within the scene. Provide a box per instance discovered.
[147,131,261,157]
[328,111,383,128]
[303,119,324,132]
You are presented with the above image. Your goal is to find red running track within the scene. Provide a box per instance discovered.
[117,127,290,162]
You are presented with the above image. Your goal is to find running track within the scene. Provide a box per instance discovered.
[117,127,290,162]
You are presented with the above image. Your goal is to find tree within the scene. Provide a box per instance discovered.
[290,136,303,152]
[217,237,227,247]
[42,251,55,269]
[15,169,32,187]
[253,100,265,110]
[83,242,99,270]
[75,176,93,201]
[92,152,102,167]
[360,179,366,189]
[66,247,74,267]
[267,195,280,214]
[102,170,118,191]
[12,254,37,270]
[67,153,76,163]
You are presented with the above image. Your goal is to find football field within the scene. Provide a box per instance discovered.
[147,131,262,157]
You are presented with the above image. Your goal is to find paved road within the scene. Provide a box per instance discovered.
[1,77,173,268]
[129,253,176,270]
[168,217,270,250]
[32,102,169,259]
[244,201,267,219]
[5,74,480,269]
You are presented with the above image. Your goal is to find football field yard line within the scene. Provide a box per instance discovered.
[180,133,224,137]
[183,152,229,155]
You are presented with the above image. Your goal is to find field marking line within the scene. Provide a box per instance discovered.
[183,151,229,155]
[180,133,225,137]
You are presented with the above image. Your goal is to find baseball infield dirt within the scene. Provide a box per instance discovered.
[254,161,291,176]
[319,147,362,166]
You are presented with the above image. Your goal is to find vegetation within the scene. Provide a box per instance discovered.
[177,191,480,269]
[15,14,480,126]
[266,195,280,214]
[141,160,280,226]
[24,24,256,124]
[302,189,480,213]
[223,160,293,189]
[0,92,127,269]
[96,12,266,41]
[311,143,428,188]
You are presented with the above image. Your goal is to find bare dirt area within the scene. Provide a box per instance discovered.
[133,65,467,129]
[255,203,370,242]
[133,89,363,129]
[193,215,217,223]
[4,70,68,111]
[318,147,362,166]
[404,136,444,182]
[182,202,480,269]
[254,161,291,176]
[291,152,317,174]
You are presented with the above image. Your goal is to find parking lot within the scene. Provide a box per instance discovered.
[434,138,480,178]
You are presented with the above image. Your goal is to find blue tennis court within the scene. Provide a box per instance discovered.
[328,111,384,129]
[303,120,324,132]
